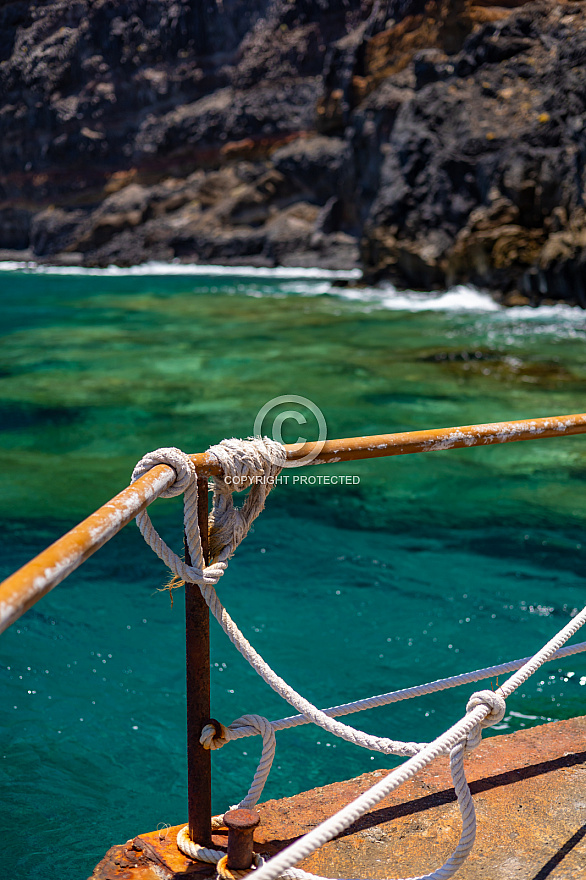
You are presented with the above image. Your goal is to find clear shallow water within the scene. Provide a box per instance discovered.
[1,264,586,879]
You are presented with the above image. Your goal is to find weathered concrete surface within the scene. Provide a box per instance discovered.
[90,715,586,879]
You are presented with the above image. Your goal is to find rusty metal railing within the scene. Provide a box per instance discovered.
[1,412,586,848]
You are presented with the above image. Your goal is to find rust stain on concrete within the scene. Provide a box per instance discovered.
[90,842,162,880]
[89,716,586,880]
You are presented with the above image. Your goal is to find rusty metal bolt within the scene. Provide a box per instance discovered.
[223,808,261,870]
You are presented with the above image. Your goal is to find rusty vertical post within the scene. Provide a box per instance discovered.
[185,475,212,846]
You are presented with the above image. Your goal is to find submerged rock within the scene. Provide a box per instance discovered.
[1,0,586,302]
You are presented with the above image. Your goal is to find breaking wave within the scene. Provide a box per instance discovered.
[2,260,585,320]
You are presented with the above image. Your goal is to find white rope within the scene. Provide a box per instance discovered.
[176,828,225,864]
[201,714,277,809]
[279,740,478,880]
[131,439,286,590]
[249,693,505,880]
[199,576,426,757]
[209,639,586,743]
[197,640,586,821]
[132,440,586,880]
[248,609,586,880]
[132,443,425,759]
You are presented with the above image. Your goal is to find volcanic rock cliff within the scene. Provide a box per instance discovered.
[2,0,586,303]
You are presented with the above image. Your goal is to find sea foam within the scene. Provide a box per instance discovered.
[2,259,585,320]
[0,259,361,280]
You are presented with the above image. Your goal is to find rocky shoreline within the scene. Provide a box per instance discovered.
[2,0,586,305]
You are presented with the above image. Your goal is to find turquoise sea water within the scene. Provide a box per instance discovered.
[1,264,586,879]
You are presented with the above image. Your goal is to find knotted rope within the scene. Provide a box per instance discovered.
[132,442,427,770]
[204,639,586,746]
[132,439,285,875]
[131,438,286,591]
[132,439,586,880]
[464,690,506,752]
[248,607,586,880]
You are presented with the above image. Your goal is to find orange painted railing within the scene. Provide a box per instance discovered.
[3,411,586,847]
[2,412,586,636]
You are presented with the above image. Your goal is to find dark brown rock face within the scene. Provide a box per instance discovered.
[0,0,366,269]
[359,2,586,304]
[2,0,586,302]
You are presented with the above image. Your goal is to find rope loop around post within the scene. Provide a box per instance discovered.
[200,714,277,811]
[133,440,285,863]
[207,437,286,492]
[132,446,195,498]
[217,853,265,880]
[201,719,231,750]
[176,829,265,876]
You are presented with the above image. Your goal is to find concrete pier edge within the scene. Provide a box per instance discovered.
[90,715,586,880]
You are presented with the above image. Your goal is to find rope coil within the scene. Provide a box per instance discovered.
[133,439,586,880]
[217,854,266,880]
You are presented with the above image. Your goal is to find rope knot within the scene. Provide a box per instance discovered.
[201,720,230,750]
[207,437,286,493]
[131,447,195,498]
[465,689,506,750]
[132,437,284,587]
[206,438,286,561]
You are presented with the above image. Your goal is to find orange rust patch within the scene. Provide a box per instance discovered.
[90,842,161,879]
